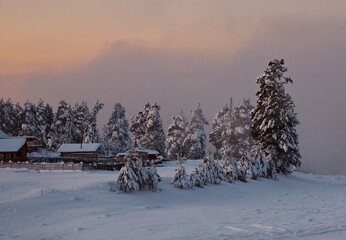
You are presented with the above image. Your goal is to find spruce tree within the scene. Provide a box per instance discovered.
[44,103,54,139]
[251,59,301,175]
[72,101,89,143]
[48,100,72,150]
[19,101,39,137]
[84,100,104,143]
[0,98,22,136]
[183,104,209,160]
[103,103,132,155]
[209,99,233,158]
[130,103,151,147]
[172,160,191,189]
[166,111,187,160]
[141,103,166,156]
[221,99,254,161]
[36,99,53,145]
[114,159,140,193]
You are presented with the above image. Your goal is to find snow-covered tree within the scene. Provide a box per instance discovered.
[251,59,301,175]
[209,99,233,158]
[48,100,73,150]
[44,103,54,139]
[132,158,149,190]
[114,156,161,192]
[237,156,248,182]
[72,101,90,143]
[251,145,278,180]
[189,168,204,187]
[221,99,254,161]
[198,156,225,185]
[36,99,54,145]
[166,111,187,160]
[103,103,132,155]
[183,104,209,160]
[19,101,39,137]
[141,103,166,156]
[114,159,139,193]
[0,98,22,136]
[247,152,260,180]
[171,160,191,189]
[130,103,151,147]
[84,100,104,143]
[220,160,234,183]
[147,164,161,192]
[0,98,5,132]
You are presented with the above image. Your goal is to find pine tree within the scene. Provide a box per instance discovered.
[166,111,187,160]
[84,100,104,143]
[130,103,151,147]
[251,59,301,175]
[132,158,149,190]
[103,103,132,155]
[198,156,225,185]
[237,156,248,182]
[141,103,166,156]
[209,99,233,158]
[36,99,54,145]
[0,98,5,132]
[183,104,209,160]
[147,165,161,192]
[114,156,161,192]
[19,101,39,137]
[220,160,234,183]
[44,103,54,139]
[189,169,204,187]
[72,101,89,143]
[48,100,72,150]
[221,99,254,161]
[246,152,260,180]
[171,160,191,189]
[0,98,22,136]
[115,159,140,193]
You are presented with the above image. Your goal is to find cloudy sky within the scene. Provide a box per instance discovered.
[1,0,346,174]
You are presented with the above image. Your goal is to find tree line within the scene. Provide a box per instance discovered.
[0,59,301,176]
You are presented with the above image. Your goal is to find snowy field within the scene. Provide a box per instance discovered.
[1,161,346,240]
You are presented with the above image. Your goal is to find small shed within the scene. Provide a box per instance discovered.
[0,138,28,162]
[57,143,101,159]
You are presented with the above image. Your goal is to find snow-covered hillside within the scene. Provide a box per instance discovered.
[1,161,346,240]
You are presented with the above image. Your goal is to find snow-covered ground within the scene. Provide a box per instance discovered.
[1,160,346,240]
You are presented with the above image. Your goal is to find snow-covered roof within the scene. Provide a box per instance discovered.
[57,143,101,153]
[10,136,39,140]
[0,138,26,152]
[0,130,9,139]
[135,147,159,155]
[117,147,159,156]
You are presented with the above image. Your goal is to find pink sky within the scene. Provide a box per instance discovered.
[1,1,346,174]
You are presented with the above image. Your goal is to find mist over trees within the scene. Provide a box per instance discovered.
[0,58,300,177]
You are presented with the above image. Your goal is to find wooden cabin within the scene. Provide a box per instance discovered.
[16,136,45,153]
[0,138,28,162]
[57,143,101,159]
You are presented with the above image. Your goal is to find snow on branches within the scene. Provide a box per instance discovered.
[114,157,161,193]
[251,59,300,175]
